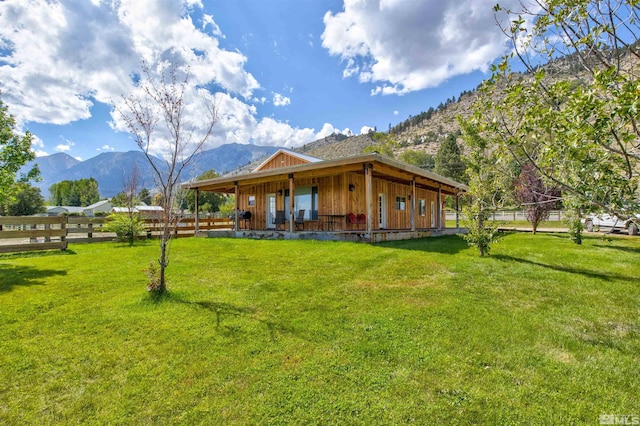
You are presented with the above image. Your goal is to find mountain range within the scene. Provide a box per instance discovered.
[27,143,280,198]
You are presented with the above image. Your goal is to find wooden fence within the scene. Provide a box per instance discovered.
[0,216,233,254]
[445,210,567,222]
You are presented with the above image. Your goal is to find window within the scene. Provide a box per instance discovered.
[419,199,426,216]
[430,201,436,227]
[284,186,318,220]
[396,196,406,211]
[248,195,255,206]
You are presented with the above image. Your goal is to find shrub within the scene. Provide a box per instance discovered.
[104,213,146,245]
[143,260,162,292]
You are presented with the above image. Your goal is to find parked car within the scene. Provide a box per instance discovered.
[583,213,639,235]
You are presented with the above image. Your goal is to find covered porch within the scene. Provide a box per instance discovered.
[184,153,468,243]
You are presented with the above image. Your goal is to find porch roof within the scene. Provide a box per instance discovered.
[182,153,469,195]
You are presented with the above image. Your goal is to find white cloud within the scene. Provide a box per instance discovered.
[55,137,74,152]
[393,110,399,116]
[31,134,45,148]
[322,0,520,95]
[97,144,116,151]
[273,93,291,107]
[34,150,49,157]
[0,0,344,157]
[360,126,374,135]
[0,0,260,126]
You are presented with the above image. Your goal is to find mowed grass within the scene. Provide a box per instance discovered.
[1,234,639,424]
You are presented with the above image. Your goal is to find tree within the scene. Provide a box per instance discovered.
[1,93,39,203]
[185,169,226,213]
[362,132,399,157]
[49,178,99,206]
[138,188,152,205]
[110,192,129,207]
[399,150,435,171]
[0,183,45,216]
[107,163,144,246]
[434,134,466,182]
[458,118,508,256]
[515,163,561,234]
[479,1,640,234]
[115,62,217,294]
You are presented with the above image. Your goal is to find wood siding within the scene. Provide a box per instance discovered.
[255,152,311,171]
[235,171,447,231]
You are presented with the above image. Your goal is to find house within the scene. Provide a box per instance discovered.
[111,205,164,219]
[183,150,468,242]
[46,200,113,216]
[83,200,113,216]
[46,206,86,216]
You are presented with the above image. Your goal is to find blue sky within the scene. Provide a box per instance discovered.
[0,0,519,162]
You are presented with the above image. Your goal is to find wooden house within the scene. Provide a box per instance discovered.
[184,150,468,242]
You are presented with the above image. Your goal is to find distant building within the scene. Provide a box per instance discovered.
[46,200,113,217]
[46,206,85,216]
[83,200,112,216]
[111,205,164,219]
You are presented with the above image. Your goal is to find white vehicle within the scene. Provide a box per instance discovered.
[583,213,639,235]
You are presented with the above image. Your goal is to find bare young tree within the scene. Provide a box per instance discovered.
[115,62,217,293]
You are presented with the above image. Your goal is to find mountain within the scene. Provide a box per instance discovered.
[60,151,164,197]
[30,143,281,198]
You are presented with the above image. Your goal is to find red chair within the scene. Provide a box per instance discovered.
[357,214,366,229]
[347,213,357,227]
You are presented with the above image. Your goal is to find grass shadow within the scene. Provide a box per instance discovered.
[0,264,68,292]
[493,254,635,282]
[379,234,468,254]
[593,244,640,255]
[147,291,297,341]
[0,249,76,260]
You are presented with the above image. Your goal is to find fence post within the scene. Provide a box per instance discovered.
[60,217,67,250]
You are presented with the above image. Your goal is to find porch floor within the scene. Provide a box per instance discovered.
[199,228,465,243]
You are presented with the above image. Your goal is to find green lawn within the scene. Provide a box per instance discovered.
[1,234,639,424]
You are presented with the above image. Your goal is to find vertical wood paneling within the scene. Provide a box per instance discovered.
[234,171,445,231]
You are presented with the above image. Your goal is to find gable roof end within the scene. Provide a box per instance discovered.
[253,149,321,172]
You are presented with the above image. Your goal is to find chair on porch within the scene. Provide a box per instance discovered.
[347,213,357,229]
[357,213,366,230]
[294,209,306,231]
[274,210,286,230]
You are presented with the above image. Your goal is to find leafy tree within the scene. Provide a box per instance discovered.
[399,150,435,171]
[478,1,640,233]
[515,163,561,234]
[49,178,99,206]
[185,170,226,213]
[434,134,466,182]
[0,94,39,203]
[105,213,146,246]
[0,183,45,216]
[458,118,506,257]
[362,132,399,157]
[110,192,129,207]
[115,62,217,294]
[138,188,152,205]
[218,196,236,218]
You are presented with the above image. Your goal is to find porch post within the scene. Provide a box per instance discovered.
[234,181,240,231]
[289,173,295,233]
[411,178,416,232]
[437,185,442,231]
[365,164,373,234]
[455,193,460,229]
[194,188,199,235]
